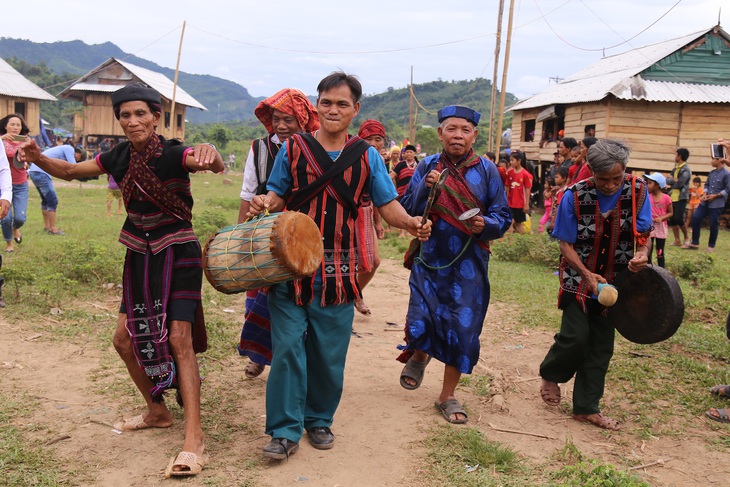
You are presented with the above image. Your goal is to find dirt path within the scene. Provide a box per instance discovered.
[1,259,729,486]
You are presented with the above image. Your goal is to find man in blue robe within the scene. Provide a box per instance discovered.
[398,105,511,424]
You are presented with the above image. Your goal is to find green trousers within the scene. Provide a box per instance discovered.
[539,300,615,415]
[265,283,354,443]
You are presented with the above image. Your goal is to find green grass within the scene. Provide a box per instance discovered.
[0,394,67,486]
[3,174,730,485]
[422,425,527,487]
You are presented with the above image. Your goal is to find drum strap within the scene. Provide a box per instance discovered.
[631,174,650,250]
[287,133,369,216]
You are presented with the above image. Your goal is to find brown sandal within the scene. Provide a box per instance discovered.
[540,379,561,406]
[572,413,621,431]
[244,361,265,379]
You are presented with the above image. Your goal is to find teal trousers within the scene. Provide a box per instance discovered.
[539,300,615,415]
[265,283,354,442]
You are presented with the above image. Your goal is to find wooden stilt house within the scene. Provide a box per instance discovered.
[509,25,730,176]
[0,57,56,134]
[59,58,206,149]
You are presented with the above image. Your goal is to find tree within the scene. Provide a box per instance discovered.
[414,127,440,156]
[208,124,231,151]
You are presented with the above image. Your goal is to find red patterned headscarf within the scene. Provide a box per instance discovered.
[358,119,386,139]
[254,88,320,135]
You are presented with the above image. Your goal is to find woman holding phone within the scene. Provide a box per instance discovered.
[0,113,30,252]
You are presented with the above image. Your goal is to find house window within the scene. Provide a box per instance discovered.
[14,102,26,119]
[540,117,564,145]
[177,114,183,130]
[164,111,171,129]
[523,119,536,142]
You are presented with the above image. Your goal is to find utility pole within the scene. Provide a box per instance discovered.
[409,66,415,144]
[170,21,186,137]
[488,0,505,153]
[495,0,515,153]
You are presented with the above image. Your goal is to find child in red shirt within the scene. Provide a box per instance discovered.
[505,151,532,234]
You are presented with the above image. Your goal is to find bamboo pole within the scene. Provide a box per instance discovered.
[495,0,515,153]
[170,21,186,137]
[409,66,415,144]
[489,0,505,153]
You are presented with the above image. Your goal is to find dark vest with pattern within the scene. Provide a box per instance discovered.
[558,175,647,313]
[286,133,370,306]
[251,134,280,195]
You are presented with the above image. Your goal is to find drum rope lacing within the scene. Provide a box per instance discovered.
[249,209,275,284]
[218,209,279,286]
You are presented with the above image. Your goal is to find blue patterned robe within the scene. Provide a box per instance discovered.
[400,154,511,373]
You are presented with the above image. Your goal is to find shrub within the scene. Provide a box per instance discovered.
[490,234,560,267]
[667,253,714,282]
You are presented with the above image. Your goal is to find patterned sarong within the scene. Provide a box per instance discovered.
[238,289,272,365]
[124,246,176,401]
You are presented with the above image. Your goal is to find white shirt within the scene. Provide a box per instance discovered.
[0,146,12,203]
[240,134,281,202]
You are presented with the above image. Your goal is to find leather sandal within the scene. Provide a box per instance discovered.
[540,379,561,406]
[572,413,621,431]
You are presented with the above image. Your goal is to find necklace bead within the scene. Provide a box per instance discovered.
[315,130,348,163]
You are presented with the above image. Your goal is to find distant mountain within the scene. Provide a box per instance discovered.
[0,37,260,123]
[356,78,517,130]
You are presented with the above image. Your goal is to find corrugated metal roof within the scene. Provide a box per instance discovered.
[0,58,56,101]
[613,78,730,103]
[510,27,729,111]
[60,58,206,111]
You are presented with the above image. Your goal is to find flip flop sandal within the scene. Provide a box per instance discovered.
[572,413,621,431]
[710,385,730,399]
[113,414,172,431]
[705,408,730,424]
[540,379,561,406]
[435,399,468,424]
[399,355,431,390]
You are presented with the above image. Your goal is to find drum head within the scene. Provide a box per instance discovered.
[271,212,323,277]
[608,266,684,344]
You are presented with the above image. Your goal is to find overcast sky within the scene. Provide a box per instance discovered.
[3,0,724,102]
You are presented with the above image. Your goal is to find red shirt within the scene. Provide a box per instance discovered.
[3,140,27,185]
[574,163,592,184]
[568,162,583,182]
[506,168,532,209]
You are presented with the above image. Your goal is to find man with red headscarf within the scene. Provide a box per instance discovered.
[237,88,319,378]
[354,119,390,315]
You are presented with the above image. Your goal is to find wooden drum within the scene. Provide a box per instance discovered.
[203,212,323,294]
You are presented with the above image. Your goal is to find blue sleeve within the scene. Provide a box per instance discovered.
[551,190,577,243]
[722,170,730,200]
[636,185,653,233]
[266,141,293,197]
[367,147,398,206]
[478,160,512,241]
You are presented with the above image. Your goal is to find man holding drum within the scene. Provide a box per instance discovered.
[19,83,224,476]
[539,139,652,431]
[249,71,431,460]
[237,88,319,379]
